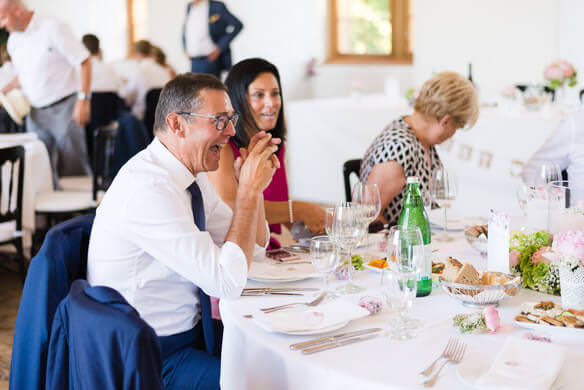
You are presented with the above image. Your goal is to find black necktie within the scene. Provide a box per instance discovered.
[187,181,216,355]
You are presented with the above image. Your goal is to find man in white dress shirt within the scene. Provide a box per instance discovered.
[524,110,584,202]
[88,73,279,389]
[120,40,171,121]
[0,0,92,183]
[81,34,121,93]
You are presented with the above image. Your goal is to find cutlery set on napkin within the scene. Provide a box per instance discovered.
[289,327,383,354]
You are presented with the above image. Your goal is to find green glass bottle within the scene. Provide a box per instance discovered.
[397,176,432,297]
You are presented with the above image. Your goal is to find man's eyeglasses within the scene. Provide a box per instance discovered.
[176,111,239,131]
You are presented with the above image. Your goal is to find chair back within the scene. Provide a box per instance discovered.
[92,122,118,201]
[343,158,362,202]
[46,280,164,390]
[9,214,95,390]
[0,146,24,228]
[144,88,162,141]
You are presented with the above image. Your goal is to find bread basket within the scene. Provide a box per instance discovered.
[439,272,522,308]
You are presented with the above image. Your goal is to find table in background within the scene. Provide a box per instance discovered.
[0,133,53,248]
[286,95,573,216]
[220,230,584,389]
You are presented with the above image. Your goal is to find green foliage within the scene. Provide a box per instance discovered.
[347,0,391,55]
[509,230,559,295]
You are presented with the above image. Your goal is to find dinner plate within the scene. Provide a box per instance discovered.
[457,353,565,389]
[248,261,317,283]
[247,274,317,283]
[281,321,349,336]
[513,319,584,336]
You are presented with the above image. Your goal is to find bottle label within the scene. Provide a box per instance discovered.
[419,243,432,281]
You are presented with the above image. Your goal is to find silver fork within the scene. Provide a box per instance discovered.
[420,338,457,376]
[260,292,327,314]
[423,339,466,387]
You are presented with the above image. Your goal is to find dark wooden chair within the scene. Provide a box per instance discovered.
[0,145,27,282]
[343,159,362,202]
[143,88,162,141]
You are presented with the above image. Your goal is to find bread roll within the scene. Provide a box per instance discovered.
[442,257,463,282]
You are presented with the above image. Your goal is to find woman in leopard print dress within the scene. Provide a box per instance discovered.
[360,72,479,226]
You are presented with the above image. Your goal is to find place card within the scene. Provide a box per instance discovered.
[488,209,510,273]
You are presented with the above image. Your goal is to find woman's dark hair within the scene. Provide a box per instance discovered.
[224,58,286,149]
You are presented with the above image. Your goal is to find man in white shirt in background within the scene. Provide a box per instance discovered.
[88,73,280,389]
[182,0,243,78]
[81,34,121,94]
[0,0,92,184]
[120,40,170,121]
[523,110,584,202]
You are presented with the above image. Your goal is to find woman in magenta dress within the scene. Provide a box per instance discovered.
[207,58,325,247]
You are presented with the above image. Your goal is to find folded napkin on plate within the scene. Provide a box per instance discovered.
[476,337,565,390]
[248,261,315,280]
[253,299,369,333]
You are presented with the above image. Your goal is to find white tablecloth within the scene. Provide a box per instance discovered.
[0,133,53,247]
[220,230,584,389]
[286,95,569,216]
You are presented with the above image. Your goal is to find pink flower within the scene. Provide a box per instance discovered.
[544,65,565,82]
[531,246,551,264]
[509,250,520,267]
[483,306,500,333]
[558,60,574,77]
[552,231,584,261]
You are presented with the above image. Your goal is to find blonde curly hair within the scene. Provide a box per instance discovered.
[414,71,479,129]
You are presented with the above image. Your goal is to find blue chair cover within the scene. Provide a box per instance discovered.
[112,111,149,178]
[9,214,95,390]
[46,280,163,390]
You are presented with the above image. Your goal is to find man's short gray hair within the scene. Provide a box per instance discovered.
[153,73,227,133]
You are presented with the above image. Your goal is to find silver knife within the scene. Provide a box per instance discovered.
[243,288,319,292]
[290,327,382,350]
[241,292,303,296]
[301,332,381,354]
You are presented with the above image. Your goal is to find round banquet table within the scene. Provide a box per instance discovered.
[220,227,584,390]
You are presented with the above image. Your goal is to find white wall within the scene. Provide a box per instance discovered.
[413,0,561,100]
[24,0,128,63]
[21,0,584,101]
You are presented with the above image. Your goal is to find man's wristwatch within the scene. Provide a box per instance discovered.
[77,91,91,101]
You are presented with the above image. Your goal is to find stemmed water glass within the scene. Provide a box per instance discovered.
[351,181,381,246]
[522,160,562,187]
[309,236,338,294]
[430,166,457,242]
[382,226,423,340]
[330,202,367,294]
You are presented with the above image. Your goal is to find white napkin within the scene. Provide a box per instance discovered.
[248,260,316,280]
[253,299,370,333]
[476,337,565,390]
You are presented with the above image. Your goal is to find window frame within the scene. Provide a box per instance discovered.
[328,0,412,65]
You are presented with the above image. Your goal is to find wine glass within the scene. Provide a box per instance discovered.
[331,202,367,294]
[382,226,423,339]
[430,167,457,242]
[522,160,562,187]
[351,181,381,246]
[324,207,335,237]
[310,235,338,294]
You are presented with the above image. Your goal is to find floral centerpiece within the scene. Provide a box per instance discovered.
[544,60,578,90]
[551,231,584,309]
[509,230,559,295]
